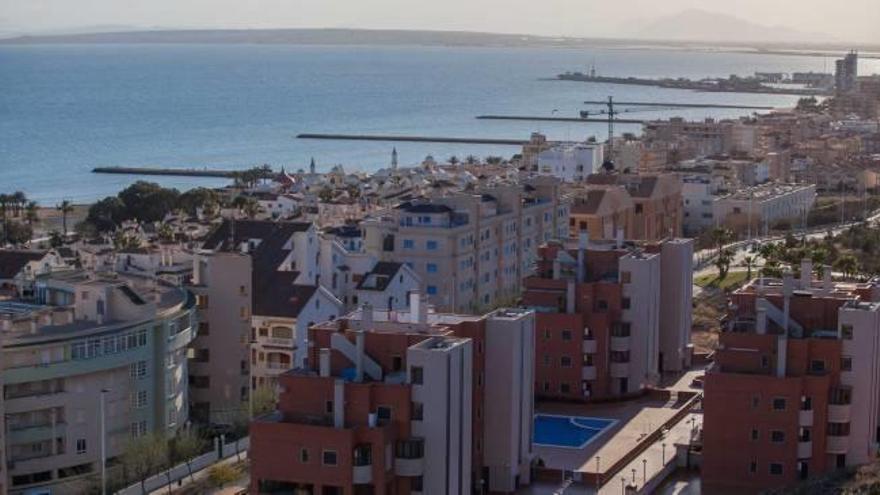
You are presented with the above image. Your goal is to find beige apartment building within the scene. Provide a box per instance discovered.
[363,179,569,313]
[580,173,683,241]
[0,270,196,494]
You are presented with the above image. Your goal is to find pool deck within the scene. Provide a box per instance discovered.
[535,395,688,474]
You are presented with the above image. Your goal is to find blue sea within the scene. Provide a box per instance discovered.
[2,43,878,204]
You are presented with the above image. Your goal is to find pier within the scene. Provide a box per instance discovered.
[92,166,239,178]
[583,100,775,110]
[477,115,645,124]
[296,133,528,145]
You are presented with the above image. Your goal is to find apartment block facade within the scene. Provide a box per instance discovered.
[522,236,692,401]
[363,179,569,313]
[704,263,880,492]
[0,270,196,494]
[249,300,535,494]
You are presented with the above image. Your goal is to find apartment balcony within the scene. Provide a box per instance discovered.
[798,410,814,426]
[828,404,851,423]
[256,336,294,348]
[581,366,597,380]
[610,362,629,378]
[826,435,850,454]
[582,339,597,354]
[395,438,424,477]
[352,464,373,484]
[797,441,813,458]
[396,456,424,477]
[7,422,66,445]
[610,336,630,352]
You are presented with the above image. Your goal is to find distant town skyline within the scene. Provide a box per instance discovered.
[0,1,878,43]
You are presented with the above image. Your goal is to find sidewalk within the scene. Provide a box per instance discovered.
[148,451,249,495]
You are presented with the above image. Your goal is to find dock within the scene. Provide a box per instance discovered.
[477,115,645,124]
[296,133,527,145]
[583,100,775,110]
[93,166,238,178]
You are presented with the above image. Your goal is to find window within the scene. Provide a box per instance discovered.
[583,353,594,366]
[426,240,438,250]
[322,450,338,466]
[300,448,309,463]
[809,359,826,374]
[560,383,571,394]
[198,322,210,336]
[828,422,851,436]
[772,397,786,411]
[751,396,760,409]
[325,400,334,414]
[610,351,630,363]
[412,402,424,420]
[751,429,759,441]
[543,355,551,366]
[542,382,550,392]
[426,285,437,295]
[130,420,147,438]
[620,271,631,284]
[561,330,572,341]
[621,298,631,310]
[410,366,424,384]
[749,460,757,474]
[76,439,87,454]
[611,322,631,337]
[769,463,783,475]
[841,324,853,340]
[560,356,572,367]
[137,330,147,347]
[376,406,393,422]
[403,239,415,249]
[196,294,208,309]
[841,356,853,372]
[130,361,147,379]
[771,430,785,443]
[426,263,438,273]
[132,390,147,409]
[635,204,644,214]
[801,396,813,411]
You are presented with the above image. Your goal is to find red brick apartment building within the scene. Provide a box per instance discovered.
[249,296,535,495]
[521,234,693,401]
[704,260,880,493]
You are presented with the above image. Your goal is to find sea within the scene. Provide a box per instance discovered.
[2,43,879,204]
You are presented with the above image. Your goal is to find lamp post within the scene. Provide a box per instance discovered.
[620,477,626,494]
[661,442,666,465]
[643,458,647,483]
[100,388,109,495]
[631,468,636,484]
[596,456,601,490]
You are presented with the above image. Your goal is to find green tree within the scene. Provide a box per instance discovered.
[86,196,127,232]
[157,223,175,244]
[250,386,277,418]
[118,181,180,223]
[120,433,168,494]
[207,463,241,489]
[177,187,218,216]
[743,255,756,280]
[25,201,39,226]
[48,230,64,248]
[170,429,208,483]
[5,221,33,246]
[715,248,734,281]
[56,199,74,234]
[834,255,859,280]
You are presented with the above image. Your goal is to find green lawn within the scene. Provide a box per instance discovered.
[695,270,750,290]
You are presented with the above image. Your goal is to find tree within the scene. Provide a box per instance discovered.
[4,221,32,246]
[49,230,64,248]
[113,231,142,252]
[710,227,733,255]
[207,463,241,489]
[448,155,459,165]
[11,191,27,217]
[25,201,39,226]
[86,196,127,232]
[743,255,755,280]
[56,199,74,234]
[157,223,175,244]
[834,255,859,280]
[715,248,734,281]
[250,386,277,418]
[120,434,168,494]
[118,181,180,223]
[177,187,218,216]
[170,429,208,483]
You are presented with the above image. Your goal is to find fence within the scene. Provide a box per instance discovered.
[116,436,249,495]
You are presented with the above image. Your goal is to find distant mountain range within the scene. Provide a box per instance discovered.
[632,9,835,44]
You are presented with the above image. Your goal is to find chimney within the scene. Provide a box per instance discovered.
[755,299,767,335]
[355,331,365,383]
[319,348,331,377]
[577,232,588,283]
[800,258,812,289]
[333,379,345,428]
[566,279,576,314]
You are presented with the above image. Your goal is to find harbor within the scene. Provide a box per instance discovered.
[556,72,827,96]
[92,166,241,178]
[296,133,528,145]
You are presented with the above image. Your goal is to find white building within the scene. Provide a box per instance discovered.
[713,183,817,235]
[353,261,421,312]
[536,143,603,182]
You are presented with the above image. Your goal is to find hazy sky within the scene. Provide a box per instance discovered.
[1,0,878,42]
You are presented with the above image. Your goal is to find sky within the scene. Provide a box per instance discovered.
[1,0,878,43]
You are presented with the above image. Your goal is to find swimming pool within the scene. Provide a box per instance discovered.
[534,414,617,449]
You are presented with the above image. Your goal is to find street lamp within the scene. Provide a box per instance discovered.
[620,477,626,494]
[643,458,647,483]
[661,442,666,465]
[100,388,109,495]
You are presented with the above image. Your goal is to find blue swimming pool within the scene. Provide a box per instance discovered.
[534,414,617,449]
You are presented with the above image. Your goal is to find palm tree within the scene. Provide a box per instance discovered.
[716,248,734,281]
[833,255,859,280]
[448,155,460,165]
[743,255,755,280]
[11,191,27,217]
[57,200,74,236]
[24,201,39,226]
